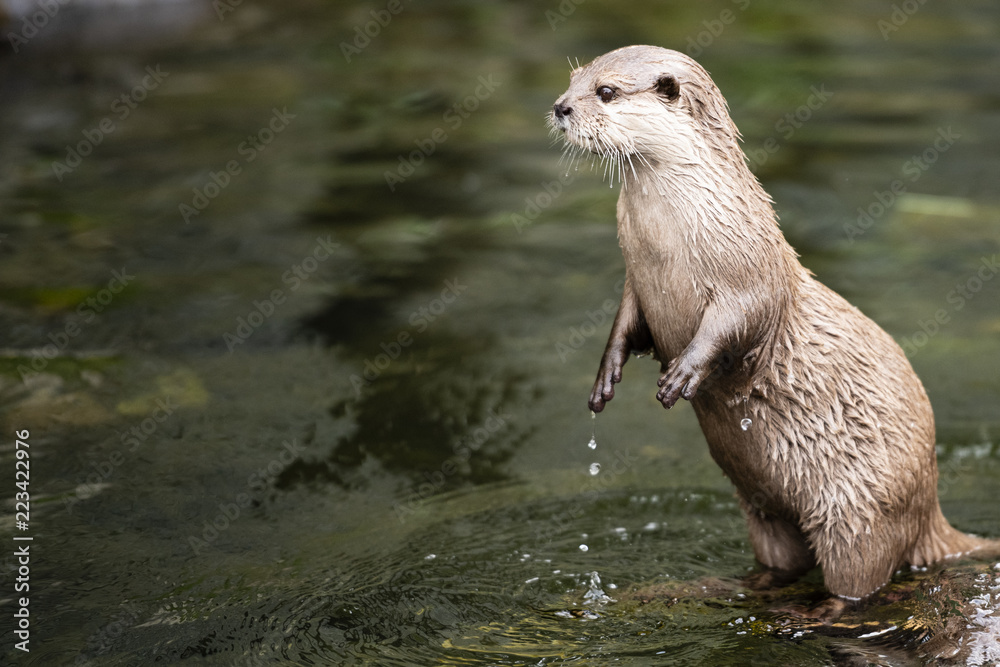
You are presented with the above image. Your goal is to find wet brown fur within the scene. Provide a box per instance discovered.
[550,45,998,604]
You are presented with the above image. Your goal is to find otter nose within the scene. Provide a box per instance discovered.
[553,102,572,119]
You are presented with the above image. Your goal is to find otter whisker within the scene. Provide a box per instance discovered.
[597,136,616,184]
[633,150,653,172]
[624,151,638,186]
[609,145,620,184]
[560,143,584,175]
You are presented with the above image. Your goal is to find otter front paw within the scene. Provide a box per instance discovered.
[656,357,706,409]
[589,345,629,413]
[589,361,622,413]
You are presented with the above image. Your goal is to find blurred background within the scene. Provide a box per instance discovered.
[0,0,998,664]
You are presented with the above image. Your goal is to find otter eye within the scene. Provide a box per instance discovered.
[596,86,616,103]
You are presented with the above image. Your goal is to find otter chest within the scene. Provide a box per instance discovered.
[617,191,706,357]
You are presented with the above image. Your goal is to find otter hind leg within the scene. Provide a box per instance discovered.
[814,522,908,603]
[741,503,815,588]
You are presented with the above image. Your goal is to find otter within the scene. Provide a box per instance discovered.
[550,45,997,617]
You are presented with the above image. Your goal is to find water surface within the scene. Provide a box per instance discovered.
[0,1,998,664]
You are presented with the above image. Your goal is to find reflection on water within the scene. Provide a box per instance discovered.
[0,0,999,664]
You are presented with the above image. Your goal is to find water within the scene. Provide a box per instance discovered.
[1,1,999,664]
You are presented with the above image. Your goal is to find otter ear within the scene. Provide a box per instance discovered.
[656,75,680,102]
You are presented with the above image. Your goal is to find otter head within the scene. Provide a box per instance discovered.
[550,45,742,180]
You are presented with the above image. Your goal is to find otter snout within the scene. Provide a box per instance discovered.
[551,100,572,130]
[553,101,572,119]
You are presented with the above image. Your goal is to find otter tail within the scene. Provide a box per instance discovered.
[909,508,1000,567]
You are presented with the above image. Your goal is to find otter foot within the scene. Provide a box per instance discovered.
[772,597,850,624]
[743,569,806,592]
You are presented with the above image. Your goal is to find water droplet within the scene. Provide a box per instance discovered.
[589,462,601,475]
[740,418,752,431]
[582,571,616,605]
[587,437,597,450]
[579,544,589,552]
[425,554,436,560]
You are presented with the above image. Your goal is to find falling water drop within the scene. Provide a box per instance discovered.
[587,437,597,450]
[740,418,752,431]
[589,462,601,476]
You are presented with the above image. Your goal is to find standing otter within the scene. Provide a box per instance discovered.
[551,45,996,617]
